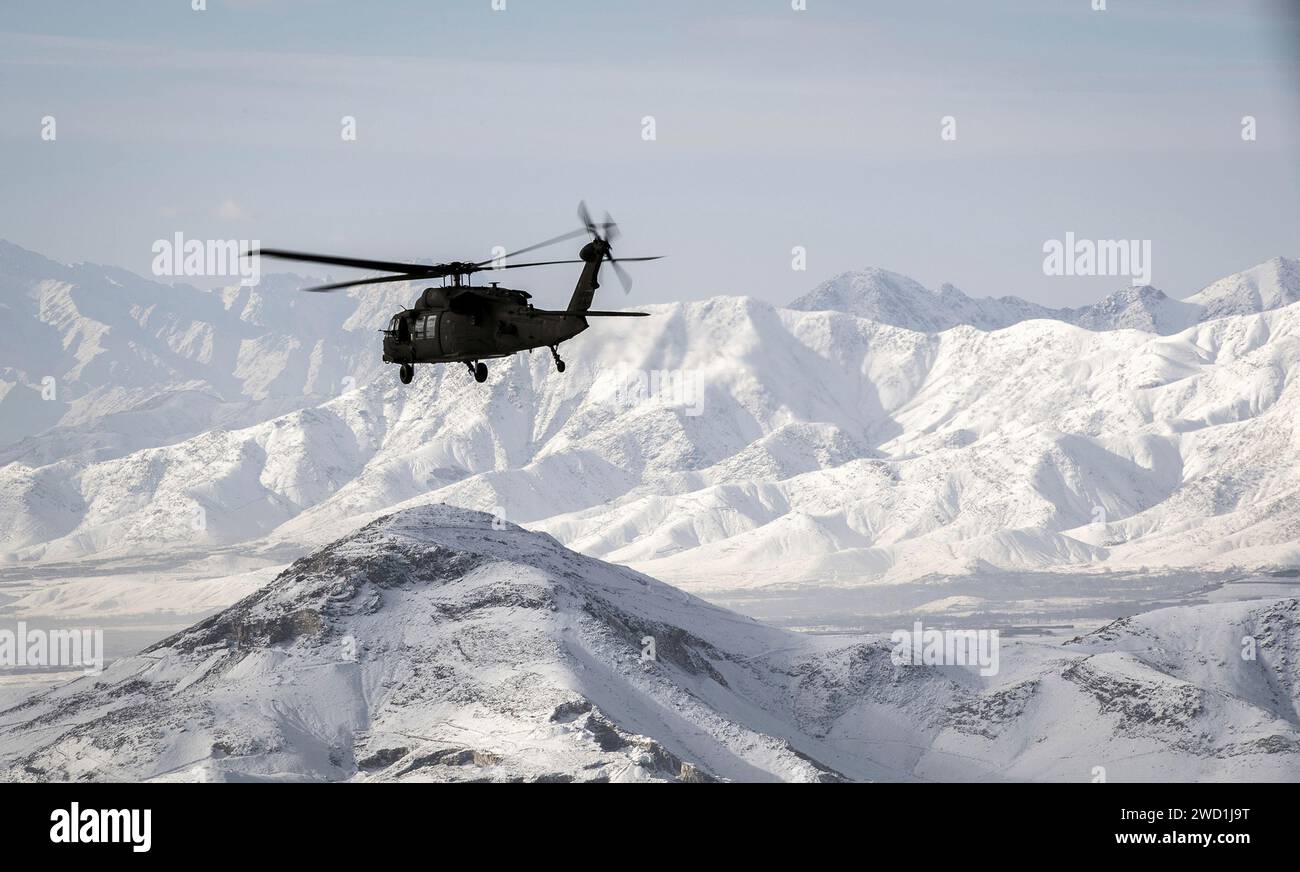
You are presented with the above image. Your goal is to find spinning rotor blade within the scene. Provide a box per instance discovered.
[579,202,637,291]
[299,273,427,293]
[250,248,438,276]
[487,258,586,270]
[299,258,593,291]
[258,204,661,297]
[577,200,617,239]
[476,228,589,268]
[608,258,633,293]
[602,210,621,246]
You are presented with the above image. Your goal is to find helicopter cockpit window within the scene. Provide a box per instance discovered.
[413,314,436,340]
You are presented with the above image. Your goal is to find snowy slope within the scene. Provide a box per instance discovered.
[1,506,1294,782]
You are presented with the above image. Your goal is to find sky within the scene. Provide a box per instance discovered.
[1,0,1298,311]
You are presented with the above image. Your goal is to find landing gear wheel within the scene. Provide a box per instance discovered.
[549,345,565,373]
[474,361,488,383]
[399,364,414,385]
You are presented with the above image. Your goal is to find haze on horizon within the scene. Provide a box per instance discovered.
[1,0,1298,312]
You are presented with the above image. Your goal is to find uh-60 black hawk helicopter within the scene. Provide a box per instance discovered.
[249,203,660,385]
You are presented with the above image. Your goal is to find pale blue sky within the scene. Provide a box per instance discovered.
[1,0,1297,310]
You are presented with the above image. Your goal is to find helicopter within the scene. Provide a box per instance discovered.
[248,203,660,385]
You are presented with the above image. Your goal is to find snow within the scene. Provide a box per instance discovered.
[0,506,1293,782]
[3,236,1299,781]
[790,257,1300,336]
[2,243,1299,600]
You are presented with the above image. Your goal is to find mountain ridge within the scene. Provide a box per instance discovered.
[789,256,1300,335]
[2,243,1299,596]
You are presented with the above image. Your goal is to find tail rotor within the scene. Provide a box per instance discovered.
[577,200,649,294]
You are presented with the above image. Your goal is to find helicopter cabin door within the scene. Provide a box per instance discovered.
[438,310,477,358]
[412,312,441,358]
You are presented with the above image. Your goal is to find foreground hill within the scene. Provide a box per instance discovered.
[0,506,1295,782]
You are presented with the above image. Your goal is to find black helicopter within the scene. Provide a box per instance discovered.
[249,203,660,385]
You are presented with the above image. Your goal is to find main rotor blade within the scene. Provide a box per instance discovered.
[484,258,587,270]
[251,248,439,276]
[300,273,425,293]
[476,228,588,267]
[483,256,659,272]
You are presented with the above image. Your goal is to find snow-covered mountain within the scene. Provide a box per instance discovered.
[788,267,1057,331]
[3,292,1298,590]
[0,240,405,463]
[2,506,1294,782]
[790,257,1299,335]
[2,244,1298,595]
[1185,256,1300,321]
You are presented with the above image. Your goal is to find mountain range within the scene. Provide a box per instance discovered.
[789,256,1300,335]
[1,242,1298,605]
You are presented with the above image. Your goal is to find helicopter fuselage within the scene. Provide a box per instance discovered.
[381,285,587,365]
